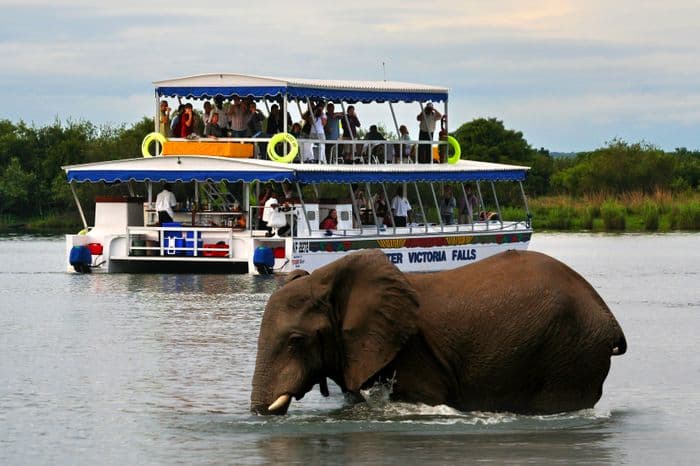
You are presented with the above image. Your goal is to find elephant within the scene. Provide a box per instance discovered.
[250,249,627,415]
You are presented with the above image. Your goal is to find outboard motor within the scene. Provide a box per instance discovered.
[253,246,274,275]
[69,245,92,274]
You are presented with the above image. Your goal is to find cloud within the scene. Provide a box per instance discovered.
[3,0,700,151]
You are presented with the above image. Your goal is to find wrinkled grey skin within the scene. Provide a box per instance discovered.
[251,249,627,415]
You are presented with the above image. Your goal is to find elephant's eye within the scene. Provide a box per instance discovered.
[287,334,306,353]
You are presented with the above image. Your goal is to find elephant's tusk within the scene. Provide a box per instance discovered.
[320,377,329,397]
[268,394,291,412]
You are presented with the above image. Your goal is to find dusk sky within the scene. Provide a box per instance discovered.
[3,0,699,152]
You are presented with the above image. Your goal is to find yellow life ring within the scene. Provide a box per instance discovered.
[141,132,167,158]
[267,132,299,163]
[447,136,461,164]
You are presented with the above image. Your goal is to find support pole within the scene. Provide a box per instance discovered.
[295,182,312,235]
[381,183,395,234]
[413,182,427,233]
[70,182,88,230]
[365,182,379,232]
[490,181,503,227]
[430,183,443,229]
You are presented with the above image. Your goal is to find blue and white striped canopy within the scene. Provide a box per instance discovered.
[64,157,528,184]
[154,74,449,104]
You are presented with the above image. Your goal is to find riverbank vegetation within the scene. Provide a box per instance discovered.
[0,117,698,233]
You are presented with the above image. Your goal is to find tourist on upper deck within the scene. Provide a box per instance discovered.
[156,183,177,225]
[178,103,195,138]
[325,103,343,162]
[320,209,338,230]
[416,102,442,163]
[213,96,229,134]
[247,101,265,137]
[398,125,413,162]
[170,104,185,137]
[440,185,457,225]
[290,122,302,139]
[364,125,392,162]
[228,96,248,137]
[202,101,213,127]
[266,104,291,136]
[302,103,327,162]
[159,101,171,137]
[205,112,224,138]
[341,105,361,162]
[391,188,412,227]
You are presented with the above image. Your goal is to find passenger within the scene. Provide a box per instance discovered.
[324,103,343,162]
[202,101,213,128]
[390,188,412,227]
[205,111,224,138]
[265,104,287,136]
[170,104,185,137]
[398,124,413,162]
[156,183,177,225]
[459,185,479,224]
[261,188,279,237]
[290,122,302,138]
[363,125,388,162]
[301,103,326,162]
[320,209,338,230]
[159,100,171,137]
[178,103,195,138]
[440,185,457,225]
[247,101,265,137]
[479,211,500,221]
[341,105,361,162]
[212,96,229,135]
[374,191,389,227]
[281,181,294,200]
[228,96,248,137]
[416,102,442,163]
[257,185,274,230]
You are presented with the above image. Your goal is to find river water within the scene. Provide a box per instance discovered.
[1,233,698,465]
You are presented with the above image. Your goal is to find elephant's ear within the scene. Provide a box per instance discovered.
[312,250,420,391]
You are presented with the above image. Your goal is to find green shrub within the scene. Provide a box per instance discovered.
[600,200,626,230]
[641,201,660,231]
[671,201,700,230]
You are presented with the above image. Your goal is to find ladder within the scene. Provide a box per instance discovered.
[201,181,238,211]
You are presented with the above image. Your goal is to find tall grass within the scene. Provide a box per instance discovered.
[528,190,699,232]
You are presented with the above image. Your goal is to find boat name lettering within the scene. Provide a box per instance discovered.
[408,250,447,263]
[452,248,477,261]
[385,252,403,264]
[294,242,310,253]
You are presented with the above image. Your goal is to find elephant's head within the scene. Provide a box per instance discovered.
[250,250,419,414]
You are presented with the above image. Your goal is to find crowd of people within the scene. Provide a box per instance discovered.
[158,97,447,163]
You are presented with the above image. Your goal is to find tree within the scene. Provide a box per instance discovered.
[0,157,37,214]
[451,118,553,196]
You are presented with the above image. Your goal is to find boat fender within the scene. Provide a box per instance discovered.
[446,136,461,164]
[69,245,93,274]
[253,246,275,274]
[141,132,167,158]
[266,132,299,163]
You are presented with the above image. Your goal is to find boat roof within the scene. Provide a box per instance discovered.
[64,156,528,184]
[154,73,449,103]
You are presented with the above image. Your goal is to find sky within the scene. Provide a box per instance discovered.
[2,0,700,152]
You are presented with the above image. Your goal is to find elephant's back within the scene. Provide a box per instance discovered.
[406,250,624,411]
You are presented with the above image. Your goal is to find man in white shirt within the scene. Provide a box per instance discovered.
[262,194,279,237]
[156,183,177,225]
[417,102,442,163]
[391,188,412,227]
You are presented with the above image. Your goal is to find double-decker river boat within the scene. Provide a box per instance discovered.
[64,73,532,274]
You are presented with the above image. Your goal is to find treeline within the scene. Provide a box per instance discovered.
[0,116,698,230]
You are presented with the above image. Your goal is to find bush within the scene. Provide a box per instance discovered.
[600,200,626,230]
[641,201,660,231]
[670,202,700,230]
